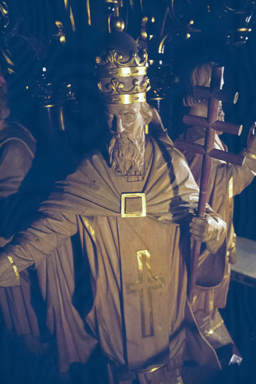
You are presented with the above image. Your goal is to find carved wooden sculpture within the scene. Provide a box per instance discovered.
[175,64,245,302]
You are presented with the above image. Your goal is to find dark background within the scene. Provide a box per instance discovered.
[1,0,256,240]
[1,1,256,383]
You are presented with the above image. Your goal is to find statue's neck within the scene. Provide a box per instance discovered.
[189,102,208,118]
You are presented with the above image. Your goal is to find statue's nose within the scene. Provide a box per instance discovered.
[114,116,124,133]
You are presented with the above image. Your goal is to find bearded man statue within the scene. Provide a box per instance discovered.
[0,29,227,384]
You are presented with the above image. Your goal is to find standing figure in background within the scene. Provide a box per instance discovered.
[0,67,97,381]
[177,62,256,356]
[0,67,42,354]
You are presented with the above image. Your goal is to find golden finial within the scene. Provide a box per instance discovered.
[110,16,125,32]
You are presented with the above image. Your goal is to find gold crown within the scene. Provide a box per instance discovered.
[96,43,151,104]
[96,47,148,72]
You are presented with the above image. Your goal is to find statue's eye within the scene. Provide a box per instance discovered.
[105,112,113,121]
[123,113,135,122]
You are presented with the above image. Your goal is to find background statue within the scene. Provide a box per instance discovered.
[177,61,256,359]
[0,64,97,381]
[0,65,42,353]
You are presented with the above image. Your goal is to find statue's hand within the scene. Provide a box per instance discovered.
[189,215,226,244]
[247,122,256,153]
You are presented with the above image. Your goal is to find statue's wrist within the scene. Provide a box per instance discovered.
[0,253,20,286]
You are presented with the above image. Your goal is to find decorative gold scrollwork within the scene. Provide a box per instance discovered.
[96,48,148,69]
[0,1,9,28]
[98,76,150,95]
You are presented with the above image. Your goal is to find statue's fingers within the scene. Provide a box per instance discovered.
[189,227,203,237]
[191,217,208,226]
[189,220,208,234]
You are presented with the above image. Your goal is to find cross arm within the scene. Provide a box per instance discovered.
[193,85,239,104]
[183,114,243,136]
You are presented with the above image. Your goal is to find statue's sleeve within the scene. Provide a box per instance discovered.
[184,137,256,198]
[229,148,256,196]
[0,139,37,248]
[0,207,79,287]
[0,140,33,199]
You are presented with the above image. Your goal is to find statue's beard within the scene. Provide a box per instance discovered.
[108,129,145,176]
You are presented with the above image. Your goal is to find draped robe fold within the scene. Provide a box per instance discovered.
[0,122,42,349]
[178,126,256,311]
[0,137,226,372]
[177,126,256,357]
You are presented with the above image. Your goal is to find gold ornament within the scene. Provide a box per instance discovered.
[96,32,150,105]
[96,48,148,71]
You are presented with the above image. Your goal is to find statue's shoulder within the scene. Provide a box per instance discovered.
[0,121,36,156]
[80,149,106,167]
[151,135,188,165]
[150,134,173,151]
[74,149,109,181]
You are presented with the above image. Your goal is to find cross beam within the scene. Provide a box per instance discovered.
[175,65,245,302]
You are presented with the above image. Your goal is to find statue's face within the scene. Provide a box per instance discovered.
[105,102,145,176]
[105,102,144,136]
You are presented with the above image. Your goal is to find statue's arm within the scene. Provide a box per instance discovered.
[180,133,256,198]
[0,208,78,287]
[0,140,33,198]
[231,124,256,195]
[171,147,227,253]
[213,126,256,196]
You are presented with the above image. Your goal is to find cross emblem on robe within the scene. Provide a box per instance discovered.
[126,250,164,338]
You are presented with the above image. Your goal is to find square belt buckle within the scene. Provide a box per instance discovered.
[121,193,146,218]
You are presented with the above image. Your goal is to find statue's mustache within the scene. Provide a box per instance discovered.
[107,130,145,176]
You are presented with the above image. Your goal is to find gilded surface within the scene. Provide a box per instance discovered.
[100,66,147,78]
[104,92,146,105]
[126,250,164,338]
[82,218,96,242]
[7,255,19,280]
[97,76,150,95]
[96,32,150,104]
[96,48,148,69]
[98,78,125,94]
[228,176,233,199]
[246,151,256,160]
[205,319,224,336]
[86,0,91,25]
[121,193,146,217]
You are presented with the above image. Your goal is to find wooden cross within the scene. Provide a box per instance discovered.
[126,250,164,338]
[175,65,245,303]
